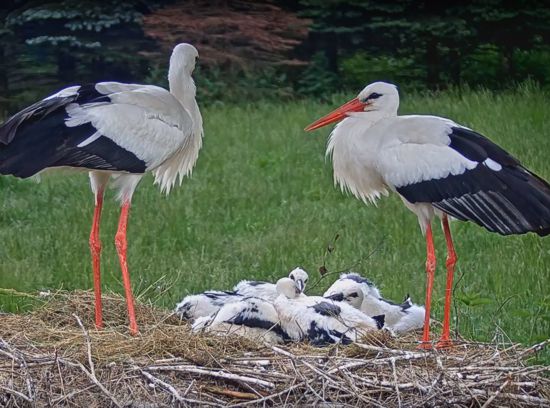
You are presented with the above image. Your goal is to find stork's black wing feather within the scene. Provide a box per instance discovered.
[0,84,146,178]
[307,321,352,346]
[310,301,341,317]
[229,299,291,342]
[397,127,550,236]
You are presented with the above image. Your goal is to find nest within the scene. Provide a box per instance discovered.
[1,291,549,407]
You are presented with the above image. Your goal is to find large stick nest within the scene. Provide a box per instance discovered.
[1,290,549,407]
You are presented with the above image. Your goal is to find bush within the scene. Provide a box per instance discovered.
[340,52,424,92]
[295,52,339,99]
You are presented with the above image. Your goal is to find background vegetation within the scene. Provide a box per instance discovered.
[0,1,549,349]
[1,0,550,114]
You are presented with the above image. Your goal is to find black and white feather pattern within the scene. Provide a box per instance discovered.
[192,296,291,344]
[175,290,243,320]
[0,84,147,178]
[397,127,550,236]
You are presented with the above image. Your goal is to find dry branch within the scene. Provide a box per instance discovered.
[0,290,549,407]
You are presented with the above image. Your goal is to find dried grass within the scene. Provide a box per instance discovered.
[1,290,549,407]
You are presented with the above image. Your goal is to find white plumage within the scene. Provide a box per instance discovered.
[192,296,289,344]
[233,267,309,300]
[174,290,243,320]
[273,278,383,346]
[306,81,550,348]
[0,43,203,335]
[324,273,424,334]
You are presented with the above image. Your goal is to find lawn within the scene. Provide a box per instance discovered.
[0,84,549,348]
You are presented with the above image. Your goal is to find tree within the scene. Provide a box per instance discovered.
[141,0,310,70]
[2,0,159,112]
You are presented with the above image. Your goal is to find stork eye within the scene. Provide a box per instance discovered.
[290,275,295,280]
[368,92,382,100]
[349,292,359,298]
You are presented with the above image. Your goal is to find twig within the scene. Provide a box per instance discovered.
[182,379,195,397]
[519,337,550,357]
[327,359,371,374]
[139,369,186,403]
[228,382,305,407]
[58,358,123,407]
[203,386,257,400]
[146,365,275,389]
[463,389,550,405]
[347,373,430,393]
[481,378,510,408]
[391,358,402,408]
[50,385,96,405]
[73,313,95,378]
[0,385,32,402]
[0,287,40,299]
[307,240,384,293]
[0,338,35,402]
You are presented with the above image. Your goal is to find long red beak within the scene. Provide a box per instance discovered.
[304,98,367,131]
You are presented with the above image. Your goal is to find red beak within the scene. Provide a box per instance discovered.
[304,98,367,132]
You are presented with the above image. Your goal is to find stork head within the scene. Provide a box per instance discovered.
[323,280,364,309]
[170,43,199,74]
[276,277,301,299]
[288,267,308,293]
[304,81,399,131]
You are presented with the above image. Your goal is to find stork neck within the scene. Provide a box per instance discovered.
[169,69,202,134]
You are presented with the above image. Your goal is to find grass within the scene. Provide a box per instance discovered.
[1,84,549,350]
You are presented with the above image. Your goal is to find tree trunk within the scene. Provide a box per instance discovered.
[501,46,515,82]
[0,41,8,119]
[57,51,76,83]
[449,48,461,86]
[324,33,339,74]
[425,39,440,89]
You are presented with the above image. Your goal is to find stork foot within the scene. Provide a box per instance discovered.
[435,338,454,350]
[417,341,433,350]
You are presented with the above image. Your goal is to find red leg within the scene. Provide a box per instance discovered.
[418,223,436,350]
[89,189,104,329]
[114,202,138,335]
[436,215,457,349]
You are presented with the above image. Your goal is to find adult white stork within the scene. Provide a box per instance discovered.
[0,43,203,335]
[305,81,550,348]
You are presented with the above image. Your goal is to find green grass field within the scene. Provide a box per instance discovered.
[1,85,549,348]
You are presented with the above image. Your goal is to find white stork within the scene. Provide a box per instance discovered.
[233,267,309,300]
[192,296,290,344]
[175,266,309,321]
[274,278,384,346]
[174,290,243,321]
[305,81,550,348]
[0,43,203,335]
[324,273,425,334]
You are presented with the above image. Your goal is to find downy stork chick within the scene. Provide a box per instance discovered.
[324,273,425,334]
[274,278,384,346]
[192,296,290,344]
[174,290,243,321]
[233,267,309,300]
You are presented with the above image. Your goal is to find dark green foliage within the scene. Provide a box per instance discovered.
[1,2,550,109]
[298,0,550,92]
[296,52,339,98]
[1,1,159,113]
